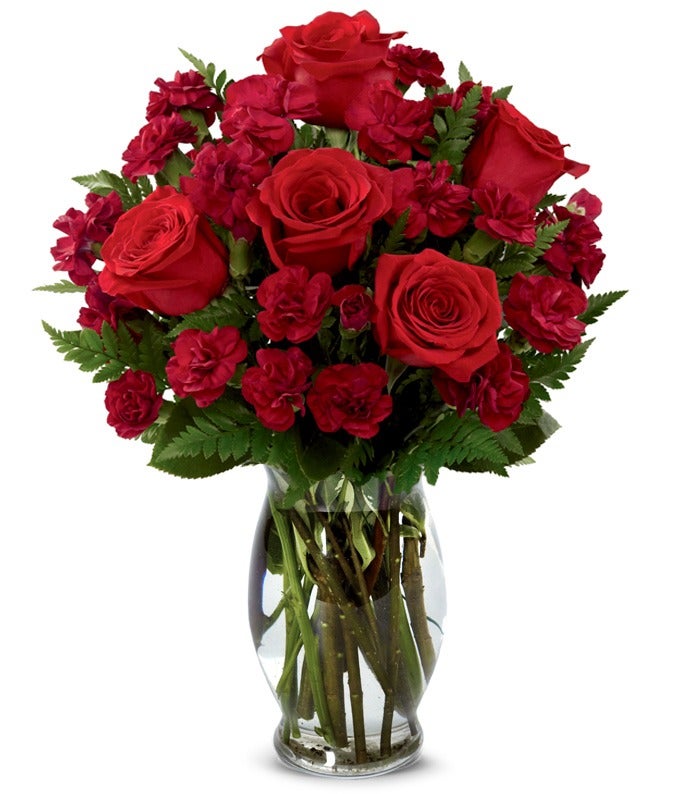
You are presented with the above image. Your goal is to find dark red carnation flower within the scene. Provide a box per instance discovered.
[180,139,270,241]
[387,44,445,88]
[256,266,333,344]
[433,342,530,431]
[104,369,163,439]
[166,326,247,408]
[541,189,605,287]
[122,113,197,182]
[78,275,141,333]
[146,70,224,126]
[472,182,537,245]
[503,273,588,353]
[332,285,374,331]
[387,161,472,238]
[241,347,314,432]
[307,363,392,439]
[51,191,124,285]
[433,81,495,124]
[345,81,434,164]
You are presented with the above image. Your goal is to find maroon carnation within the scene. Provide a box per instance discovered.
[180,139,270,241]
[241,347,313,432]
[166,327,247,407]
[503,273,588,353]
[146,70,223,126]
[122,113,197,182]
[51,192,124,286]
[388,161,472,238]
[387,44,445,88]
[472,182,537,245]
[541,190,605,287]
[256,266,333,343]
[307,363,393,439]
[78,275,140,333]
[345,82,434,164]
[433,343,530,431]
[104,369,162,439]
[332,285,374,331]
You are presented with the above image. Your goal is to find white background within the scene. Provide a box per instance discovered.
[1,1,678,792]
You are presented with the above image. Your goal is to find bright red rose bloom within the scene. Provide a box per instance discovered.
[146,70,223,126]
[463,99,589,206]
[433,342,530,431]
[260,10,404,128]
[346,82,434,164]
[241,347,314,432]
[256,266,333,343]
[388,161,472,238]
[104,369,163,439]
[247,148,392,276]
[332,285,374,331]
[307,363,393,439]
[472,182,537,245]
[121,113,197,182]
[387,44,445,88]
[99,186,228,316]
[166,326,247,407]
[503,273,588,353]
[373,249,502,381]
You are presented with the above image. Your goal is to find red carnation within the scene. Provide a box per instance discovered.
[241,347,314,432]
[388,161,472,238]
[104,369,163,439]
[332,285,374,332]
[307,363,393,439]
[433,343,530,431]
[51,192,124,286]
[166,327,247,407]
[256,266,333,344]
[78,275,140,333]
[122,113,197,182]
[146,70,223,126]
[345,81,434,164]
[180,139,270,241]
[387,44,445,88]
[503,273,588,353]
[472,182,537,245]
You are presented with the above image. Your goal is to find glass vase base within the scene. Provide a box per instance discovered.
[273,720,423,778]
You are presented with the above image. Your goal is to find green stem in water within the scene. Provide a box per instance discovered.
[381,504,403,757]
[402,537,437,681]
[341,614,368,764]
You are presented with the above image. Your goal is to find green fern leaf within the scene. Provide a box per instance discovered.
[34,280,86,294]
[525,339,594,390]
[579,290,627,325]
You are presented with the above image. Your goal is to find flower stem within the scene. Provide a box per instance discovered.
[380,504,402,757]
[341,615,368,764]
[402,537,437,681]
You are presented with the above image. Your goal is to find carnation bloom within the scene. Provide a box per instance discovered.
[387,44,445,88]
[307,363,393,439]
[121,113,197,181]
[332,285,374,332]
[78,275,140,333]
[388,161,472,238]
[241,347,314,432]
[256,266,333,343]
[166,327,248,407]
[146,69,223,126]
[503,273,588,353]
[433,342,530,431]
[472,182,537,245]
[104,370,163,439]
[345,81,434,164]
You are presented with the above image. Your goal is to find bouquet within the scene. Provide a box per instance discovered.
[39,9,623,775]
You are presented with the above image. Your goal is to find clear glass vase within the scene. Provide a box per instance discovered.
[248,467,446,777]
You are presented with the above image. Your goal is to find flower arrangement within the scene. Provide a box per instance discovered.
[39,9,624,775]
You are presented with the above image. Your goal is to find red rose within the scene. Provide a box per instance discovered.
[332,285,374,332]
[247,148,391,276]
[166,326,247,407]
[99,186,228,316]
[463,99,589,205]
[433,343,530,431]
[387,44,445,88]
[256,266,333,343]
[104,369,162,439]
[388,161,472,239]
[345,82,434,164]
[260,10,404,128]
[503,273,587,353]
[241,347,313,432]
[373,249,502,381]
[307,363,393,439]
[146,70,223,126]
[121,113,197,182]
[472,182,537,245]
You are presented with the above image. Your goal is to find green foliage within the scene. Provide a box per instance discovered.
[33,280,86,294]
[536,193,566,210]
[524,339,594,391]
[579,290,627,325]
[169,290,257,336]
[491,85,512,100]
[380,209,410,255]
[430,83,482,178]
[179,48,228,96]
[493,219,570,279]
[72,171,153,211]
[458,62,473,83]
